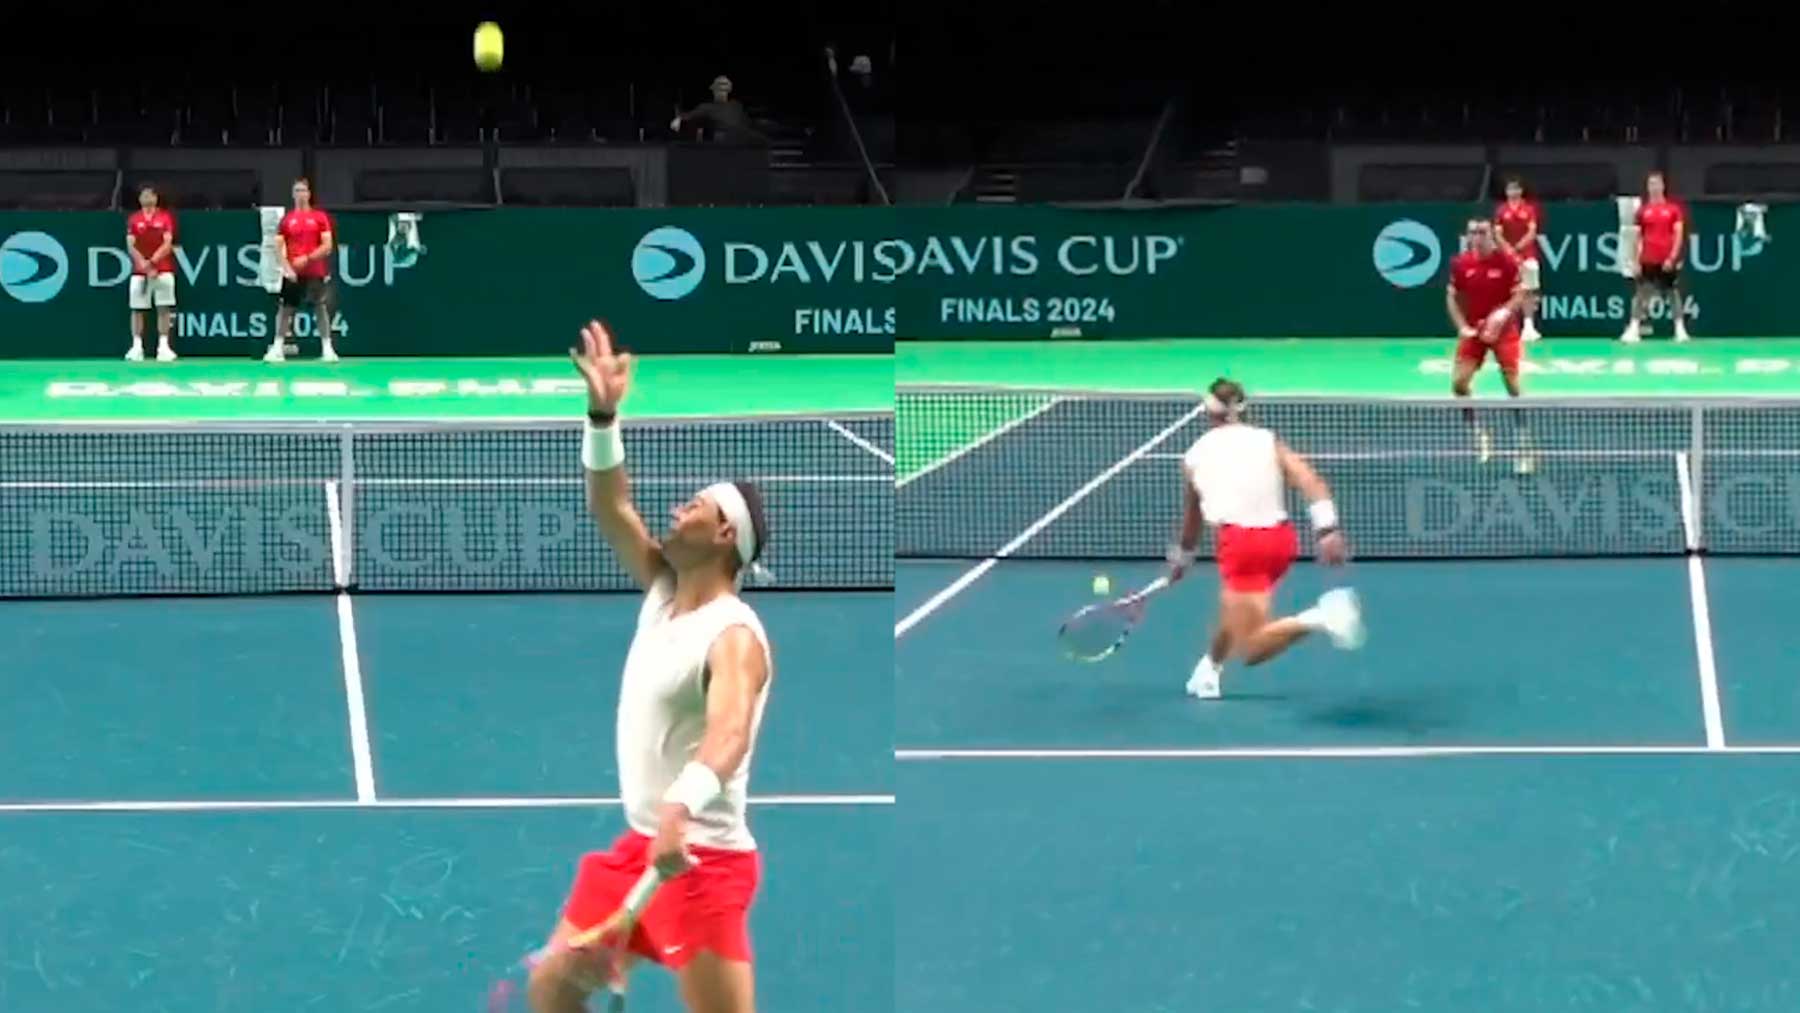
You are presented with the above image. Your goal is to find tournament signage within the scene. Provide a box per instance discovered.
[0,202,1789,355]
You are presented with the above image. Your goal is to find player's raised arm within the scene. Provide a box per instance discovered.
[1274,439,1347,565]
[571,320,668,589]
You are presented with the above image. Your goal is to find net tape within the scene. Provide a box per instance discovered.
[896,389,1800,561]
[2,414,894,598]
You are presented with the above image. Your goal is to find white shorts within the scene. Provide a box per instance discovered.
[129,273,176,310]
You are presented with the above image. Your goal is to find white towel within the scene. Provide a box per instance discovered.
[258,206,284,293]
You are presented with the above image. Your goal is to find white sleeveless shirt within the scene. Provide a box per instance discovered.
[1181,423,1288,528]
[616,571,772,851]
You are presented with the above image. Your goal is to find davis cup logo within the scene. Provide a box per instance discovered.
[0,231,69,303]
[631,226,705,301]
[1373,220,1441,289]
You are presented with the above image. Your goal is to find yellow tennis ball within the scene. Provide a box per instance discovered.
[1092,575,1111,596]
[473,22,504,71]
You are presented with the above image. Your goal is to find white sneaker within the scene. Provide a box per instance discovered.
[1474,426,1493,464]
[1186,657,1222,699]
[156,344,177,362]
[1186,671,1221,699]
[125,344,144,361]
[1620,322,1641,343]
[1674,320,1691,342]
[1522,320,1541,342]
[263,343,286,363]
[1316,588,1366,650]
[320,345,339,363]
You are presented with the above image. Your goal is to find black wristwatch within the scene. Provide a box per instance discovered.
[587,408,616,425]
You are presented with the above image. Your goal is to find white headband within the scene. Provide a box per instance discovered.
[1204,392,1245,417]
[702,482,772,585]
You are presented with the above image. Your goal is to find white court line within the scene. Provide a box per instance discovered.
[896,396,1064,489]
[895,403,1207,639]
[895,745,1800,760]
[326,481,378,803]
[1675,452,1726,750]
[823,419,895,466]
[0,793,896,814]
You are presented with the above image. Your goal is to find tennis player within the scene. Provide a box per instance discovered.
[1167,379,1365,700]
[1494,176,1543,342]
[528,320,773,1013]
[1447,217,1533,471]
[125,184,178,362]
[262,177,339,363]
[1621,170,1689,343]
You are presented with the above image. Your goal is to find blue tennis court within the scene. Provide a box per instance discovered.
[1,413,895,1013]
[895,389,1800,1012]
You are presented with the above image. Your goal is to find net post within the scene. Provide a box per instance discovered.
[339,425,356,588]
[1689,404,1705,554]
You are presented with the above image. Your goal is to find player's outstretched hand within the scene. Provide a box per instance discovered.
[571,320,633,415]
[1317,530,1349,566]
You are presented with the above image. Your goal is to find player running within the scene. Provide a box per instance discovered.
[125,184,178,362]
[528,320,773,1013]
[1447,217,1534,473]
[1621,170,1689,343]
[1167,378,1365,700]
[1494,175,1544,342]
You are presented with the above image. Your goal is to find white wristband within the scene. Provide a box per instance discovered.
[581,420,625,472]
[1309,499,1339,533]
[663,761,723,816]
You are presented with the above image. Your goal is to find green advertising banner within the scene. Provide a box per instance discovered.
[890,201,1787,339]
[0,207,902,358]
[0,201,1785,357]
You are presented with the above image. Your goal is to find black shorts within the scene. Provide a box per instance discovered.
[1638,264,1681,289]
[279,275,336,310]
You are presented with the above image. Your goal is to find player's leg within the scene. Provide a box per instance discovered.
[1494,337,1534,473]
[315,278,339,361]
[669,847,760,1013]
[530,838,657,1012]
[268,282,298,362]
[675,951,756,1013]
[154,274,177,361]
[529,918,642,1012]
[1187,603,1235,699]
[1451,344,1491,462]
[126,276,149,360]
[1622,276,1652,341]
[1669,269,1690,341]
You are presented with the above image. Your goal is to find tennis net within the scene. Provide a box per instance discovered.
[2,413,894,598]
[896,388,1800,561]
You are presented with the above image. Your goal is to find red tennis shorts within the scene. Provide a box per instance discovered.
[1455,329,1523,373]
[1215,522,1297,593]
[561,830,761,969]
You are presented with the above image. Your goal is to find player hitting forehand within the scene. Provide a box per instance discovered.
[528,320,774,1013]
[1167,378,1365,700]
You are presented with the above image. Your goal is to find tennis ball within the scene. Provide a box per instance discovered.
[1092,575,1111,596]
[473,22,504,72]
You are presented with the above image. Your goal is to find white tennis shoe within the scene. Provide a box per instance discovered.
[1317,588,1366,650]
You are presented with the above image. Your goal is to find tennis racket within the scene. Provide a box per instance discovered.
[487,866,665,1013]
[1057,575,1172,661]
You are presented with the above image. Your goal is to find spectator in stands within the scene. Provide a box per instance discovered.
[126,184,178,362]
[670,75,768,145]
[264,177,339,363]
